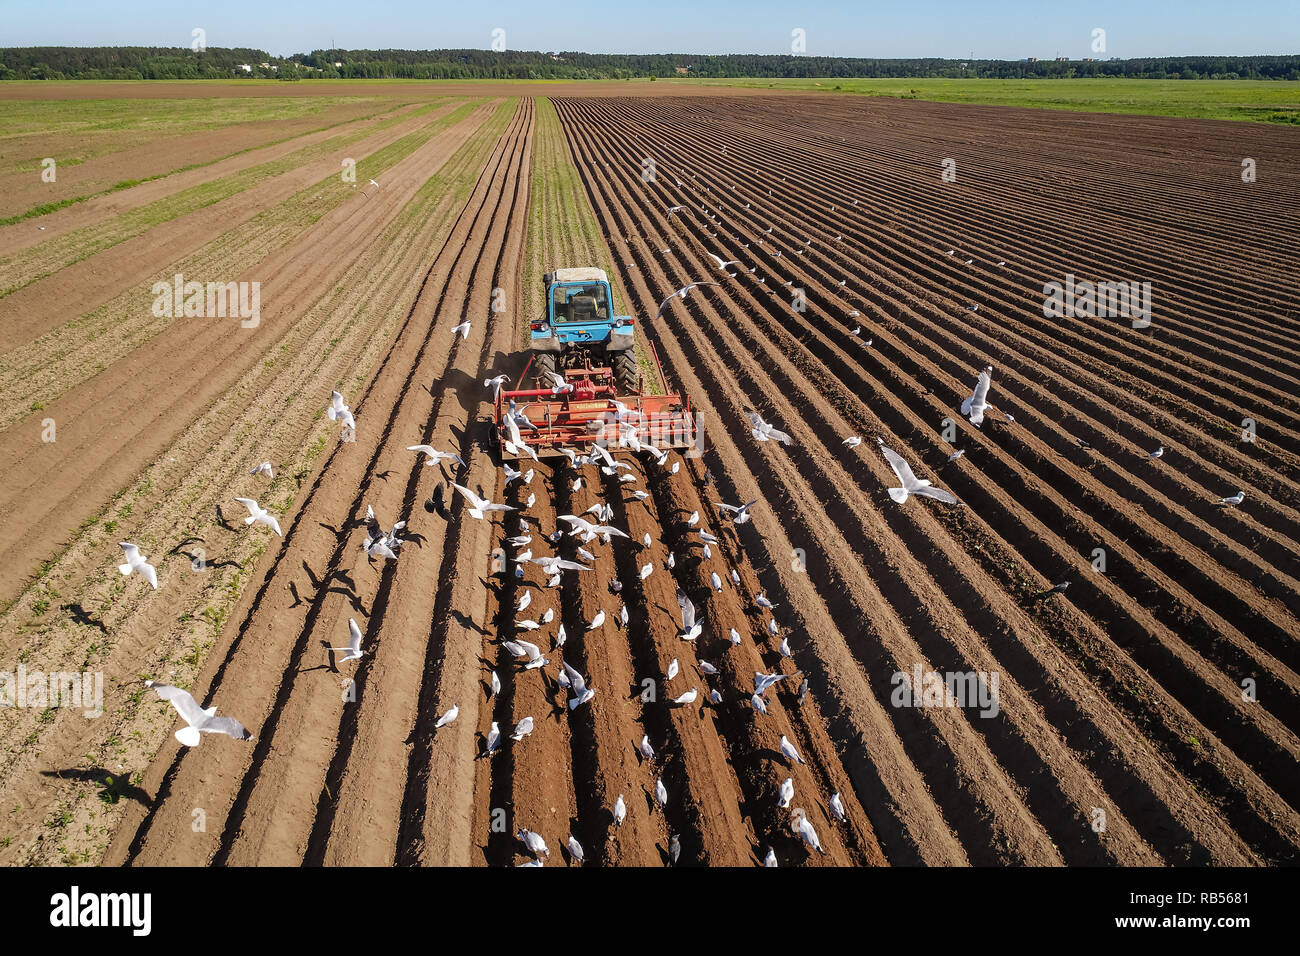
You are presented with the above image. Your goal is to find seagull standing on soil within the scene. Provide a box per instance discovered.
[117,543,158,589]
[779,777,795,809]
[1218,491,1246,506]
[435,705,459,728]
[145,681,252,747]
[511,716,535,740]
[780,735,806,765]
[829,792,847,822]
[790,809,825,855]
[614,794,627,827]
[518,829,549,859]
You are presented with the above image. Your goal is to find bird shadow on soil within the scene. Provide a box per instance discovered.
[453,610,488,636]
[176,548,238,572]
[317,643,353,674]
[214,504,236,532]
[41,768,151,808]
[60,603,107,634]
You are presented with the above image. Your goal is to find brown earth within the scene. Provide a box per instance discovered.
[0,90,1296,867]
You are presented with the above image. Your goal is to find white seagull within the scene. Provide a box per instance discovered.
[327,390,355,430]
[881,447,958,505]
[961,366,993,426]
[408,445,466,468]
[145,681,252,746]
[233,497,283,536]
[452,483,515,520]
[678,589,703,641]
[331,618,365,663]
[118,542,158,589]
[746,410,794,445]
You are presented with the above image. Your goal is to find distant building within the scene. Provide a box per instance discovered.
[1055,56,1069,62]
[1023,57,1038,63]
[675,66,691,75]
[235,64,252,72]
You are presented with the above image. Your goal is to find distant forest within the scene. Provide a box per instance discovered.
[2,47,1298,81]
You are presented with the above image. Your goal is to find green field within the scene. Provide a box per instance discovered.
[666,77,1300,124]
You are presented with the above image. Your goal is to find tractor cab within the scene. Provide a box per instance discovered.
[531,267,638,393]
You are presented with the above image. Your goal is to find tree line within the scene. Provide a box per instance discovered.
[2,47,1298,81]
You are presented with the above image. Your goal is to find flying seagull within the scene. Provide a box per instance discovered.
[249,461,274,478]
[145,681,252,747]
[678,589,702,641]
[961,367,993,426]
[654,281,721,322]
[746,410,794,445]
[117,542,158,589]
[715,499,758,524]
[881,447,958,505]
[408,445,466,468]
[233,497,283,536]
[451,320,471,339]
[452,483,515,520]
[330,618,365,663]
[327,390,355,430]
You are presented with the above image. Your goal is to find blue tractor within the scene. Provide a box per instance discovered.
[531,267,640,394]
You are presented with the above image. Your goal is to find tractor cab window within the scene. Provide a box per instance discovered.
[552,283,610,324]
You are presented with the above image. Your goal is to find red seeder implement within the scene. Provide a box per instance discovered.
[494,342,696,460]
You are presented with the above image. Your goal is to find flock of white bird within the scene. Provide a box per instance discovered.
[115,163,1249,864]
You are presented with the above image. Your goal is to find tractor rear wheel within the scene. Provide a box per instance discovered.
[611,350,640,395]
[533,351,557,386]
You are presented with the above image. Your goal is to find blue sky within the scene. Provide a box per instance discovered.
[2,1,1297,58]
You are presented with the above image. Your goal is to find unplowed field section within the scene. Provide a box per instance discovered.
[548,94,1300,864]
